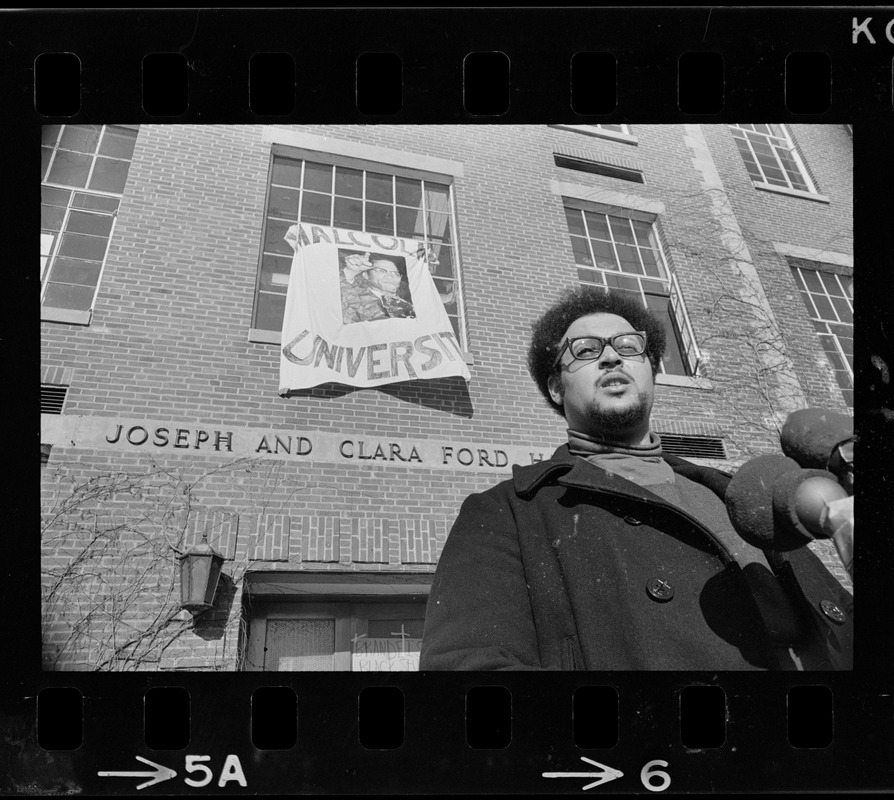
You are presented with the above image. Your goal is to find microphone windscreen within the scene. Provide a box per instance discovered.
[725,454,801,549]
[773,470,849,539]
[781,408,853,470]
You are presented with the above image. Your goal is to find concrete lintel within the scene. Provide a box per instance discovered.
[772,242,853,269]
[550,180,665,216]
[245,570,433,597]
[262,127,465,178]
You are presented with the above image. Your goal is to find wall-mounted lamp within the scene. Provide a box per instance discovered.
[179,533,225,615]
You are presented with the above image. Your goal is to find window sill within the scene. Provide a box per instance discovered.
[249,329,475,365]
[550,125,639,146]
[752,181,830,204]
[41,307,92,325]
[249,328,282,344]
[656,373,713,390]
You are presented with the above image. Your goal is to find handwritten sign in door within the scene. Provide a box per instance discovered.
[352,637,421,671]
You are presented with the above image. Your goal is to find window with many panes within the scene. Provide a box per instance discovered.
[41,125,138,317]
[254,154,464,346]
[729,124,816,193]
[791,265,853,407]
[563,203,699,376]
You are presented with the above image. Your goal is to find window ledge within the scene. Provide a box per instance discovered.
[752,181,830,204]
[250,329,475,365]
[41,307,92,325]
[249,328,281,345]
[550,125,639,146]
[656,373,713,390]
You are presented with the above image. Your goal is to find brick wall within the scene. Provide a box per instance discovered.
[704,123,853,412]
[40,124,852,669]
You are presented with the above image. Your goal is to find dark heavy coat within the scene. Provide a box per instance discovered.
[420,446,853,671]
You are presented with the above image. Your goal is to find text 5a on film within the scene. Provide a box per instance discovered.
[98,754,247,791]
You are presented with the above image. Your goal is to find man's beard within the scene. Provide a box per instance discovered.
[584,390,652,435]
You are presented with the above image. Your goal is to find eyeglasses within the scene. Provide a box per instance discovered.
[553,331,647,369]
[371,266,400,276]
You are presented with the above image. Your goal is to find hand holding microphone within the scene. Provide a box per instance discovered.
[726,408,855,579]
[725,455,847,543]
[821,495,854,577]
[781,408,854,577]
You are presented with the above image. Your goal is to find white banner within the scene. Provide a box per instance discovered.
[279,224,471,392]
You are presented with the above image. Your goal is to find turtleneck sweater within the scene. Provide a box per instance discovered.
[567,429,673,486]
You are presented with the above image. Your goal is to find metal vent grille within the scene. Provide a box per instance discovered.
[41,384,68,414]
[658,433,726,459]
[554,154,645,184]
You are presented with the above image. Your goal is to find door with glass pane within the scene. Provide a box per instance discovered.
[244,601,426,672]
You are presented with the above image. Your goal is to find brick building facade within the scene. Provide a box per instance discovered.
[40,124,853,671]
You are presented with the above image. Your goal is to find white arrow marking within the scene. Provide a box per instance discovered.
[98,755,177,790]
[543,756,624,790]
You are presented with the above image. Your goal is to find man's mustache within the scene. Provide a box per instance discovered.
[597,370,634,388]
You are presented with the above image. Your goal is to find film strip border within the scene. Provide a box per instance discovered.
[10,7,894,796]
[7,8,894,121]
[34,51,838,119]
[20,674,894,794]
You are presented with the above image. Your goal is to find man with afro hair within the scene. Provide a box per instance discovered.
[420,287,852,671]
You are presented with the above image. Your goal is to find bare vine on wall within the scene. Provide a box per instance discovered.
[40,455,366,671]
[639,185,852,456]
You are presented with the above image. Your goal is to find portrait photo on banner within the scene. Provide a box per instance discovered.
[280,223,470,393]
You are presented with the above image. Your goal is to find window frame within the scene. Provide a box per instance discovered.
[41,124,138,325]
[249,146,469,354]
[790,263,854,407]
[728,124,821,197]
[40,190,121,324]
[561,199,701,378]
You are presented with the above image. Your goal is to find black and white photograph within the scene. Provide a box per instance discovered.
[12,6,894,796]
[39,122,855,674]
[338,251,416,324]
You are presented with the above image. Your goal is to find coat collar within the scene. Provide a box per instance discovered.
[511,444,741,572]
[512,444,732,504]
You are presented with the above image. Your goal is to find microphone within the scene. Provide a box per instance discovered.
[781,408,854,493]
[725,454,848,551]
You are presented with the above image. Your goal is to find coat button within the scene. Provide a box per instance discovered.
[820,599,846,624]
[646,578,674,602]
[624,515,643,526]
